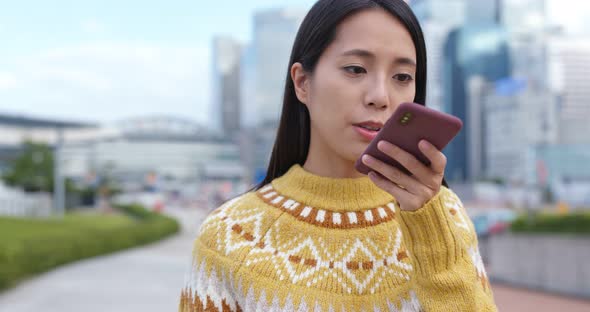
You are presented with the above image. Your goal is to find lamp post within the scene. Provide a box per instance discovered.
[53,127,65,217]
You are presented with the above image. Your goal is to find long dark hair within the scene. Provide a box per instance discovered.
[255,0,449,189]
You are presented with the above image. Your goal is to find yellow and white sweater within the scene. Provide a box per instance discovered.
[179,164,497,311]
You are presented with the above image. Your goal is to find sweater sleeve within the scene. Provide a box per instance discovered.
[178,197,246,312]
[397,186,497,312]
[179,239,241,312]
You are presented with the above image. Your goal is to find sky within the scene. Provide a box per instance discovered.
[0,0,588,125]
[0,0,316,125]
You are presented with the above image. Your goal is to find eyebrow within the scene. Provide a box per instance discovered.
[341,49,417,67]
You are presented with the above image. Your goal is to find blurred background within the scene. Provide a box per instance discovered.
[0,0,589,311]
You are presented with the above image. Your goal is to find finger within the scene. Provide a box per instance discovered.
[418,139,447,176]
[367,171,416,209]
[377,140,434,187]
[361,154,422,195]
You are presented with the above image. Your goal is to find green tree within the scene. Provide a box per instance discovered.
[2,141,55,193]
[1,141,78,194]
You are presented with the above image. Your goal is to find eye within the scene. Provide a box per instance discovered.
[394,73,414,83]
[343,65,367,75]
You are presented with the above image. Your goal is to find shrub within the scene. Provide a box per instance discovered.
[510,211,590,234]
[0,204,179,290]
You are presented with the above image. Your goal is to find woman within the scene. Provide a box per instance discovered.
[179,0,497,311]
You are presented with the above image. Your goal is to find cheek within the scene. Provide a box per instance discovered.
[400,82,417,102]
[309,70,358,125]
[307,73,363,159]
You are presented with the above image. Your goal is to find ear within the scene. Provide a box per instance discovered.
[291,62,310,105]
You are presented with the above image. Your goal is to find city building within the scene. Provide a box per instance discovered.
[442,24,512,182]
[236,8,306,184]
[61,116,246,194]
[240,43,257,128]
[0,114,99,173]
[211,36,242,138]
[411,0,466,112]
[251,8,306,125]
[546,38,590,144]
[480,78,558,184]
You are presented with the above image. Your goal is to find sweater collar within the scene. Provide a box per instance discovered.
[270,164,395,212]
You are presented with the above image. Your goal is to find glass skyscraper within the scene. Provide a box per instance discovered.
[442,1,512,182]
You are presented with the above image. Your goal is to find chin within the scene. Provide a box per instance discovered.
[335,134,368,163]
[346,147,365,164]
[353,141,369,157]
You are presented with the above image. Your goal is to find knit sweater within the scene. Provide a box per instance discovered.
[179,164,497,312]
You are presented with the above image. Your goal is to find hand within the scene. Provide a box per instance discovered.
[361,139,446,211]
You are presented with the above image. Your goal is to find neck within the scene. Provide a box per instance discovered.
[303,131,365,179]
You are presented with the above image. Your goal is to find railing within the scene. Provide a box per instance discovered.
[0,184,52,218]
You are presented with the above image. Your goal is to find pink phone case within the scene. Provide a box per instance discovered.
[355,102,463,176]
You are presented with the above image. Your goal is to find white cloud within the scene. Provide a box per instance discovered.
[81,19,106,34]
[30,68,112,91]
[4,41,211,124]
[0,72,18,89]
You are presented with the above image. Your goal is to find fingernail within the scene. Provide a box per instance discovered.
[362,154,372,164]
[419,140,429,149]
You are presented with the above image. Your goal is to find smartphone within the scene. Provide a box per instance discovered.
[355,102,463,176]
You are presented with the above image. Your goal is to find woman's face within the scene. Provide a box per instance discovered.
[294,8,417,166]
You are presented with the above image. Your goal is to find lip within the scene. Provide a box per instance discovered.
[354,120,384,129]
[353,125,379,141]
[352,120,384,142]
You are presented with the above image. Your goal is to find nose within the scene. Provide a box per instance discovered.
[365,77,389,110]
